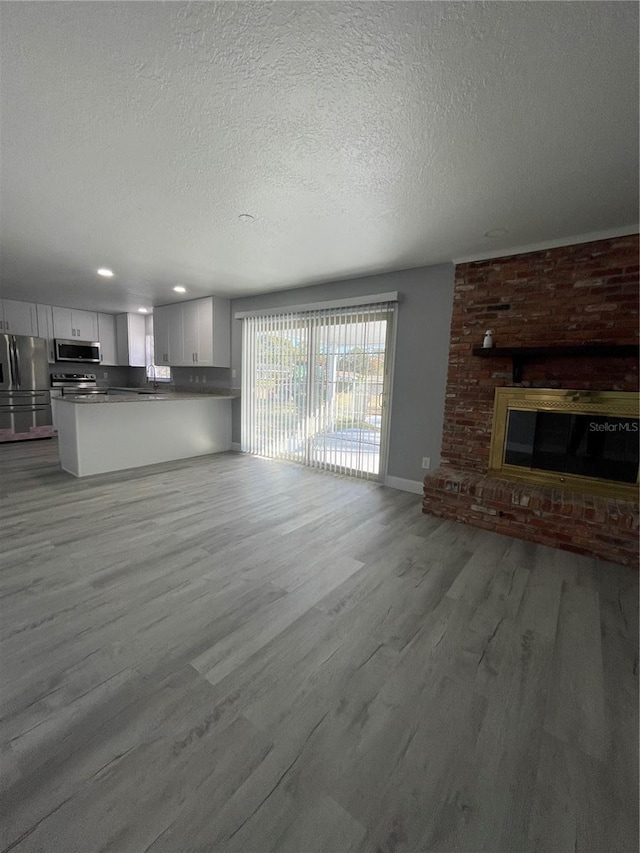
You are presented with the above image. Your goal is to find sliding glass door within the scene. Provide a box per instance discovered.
[241,302,394,480]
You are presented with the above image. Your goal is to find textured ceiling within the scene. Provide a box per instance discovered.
[1,1,638,313]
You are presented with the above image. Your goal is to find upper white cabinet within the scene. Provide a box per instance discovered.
[52,306,98,341]
[36,304,56,362]
[154,297,230,367]
[51,307,73,339]
[0,299,38,336]
[116,313,146,367]
[153,304,178,366]
[97,313,118,365]
[75,309,98,341]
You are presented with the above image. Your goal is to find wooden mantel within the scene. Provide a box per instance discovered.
[472,344,639,382]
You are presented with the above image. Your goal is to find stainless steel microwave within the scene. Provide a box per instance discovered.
[54,339,101,363]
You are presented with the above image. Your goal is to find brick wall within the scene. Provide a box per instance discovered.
[423,234,639,567]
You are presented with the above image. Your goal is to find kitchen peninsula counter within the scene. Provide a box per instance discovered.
[55,393,235,477]
[67,391,238,404]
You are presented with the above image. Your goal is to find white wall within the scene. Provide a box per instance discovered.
[230,263,454,484]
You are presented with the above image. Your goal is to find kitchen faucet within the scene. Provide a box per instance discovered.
[148,364,160,390]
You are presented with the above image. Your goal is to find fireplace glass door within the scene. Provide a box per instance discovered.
[504,410,639,484]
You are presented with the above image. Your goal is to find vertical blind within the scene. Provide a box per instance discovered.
[241,302,394,480]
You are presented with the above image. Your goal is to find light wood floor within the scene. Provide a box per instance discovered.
[1,439,638,853]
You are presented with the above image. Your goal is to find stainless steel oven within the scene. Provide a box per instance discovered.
[51,373,108,395]
[54,339,101,363]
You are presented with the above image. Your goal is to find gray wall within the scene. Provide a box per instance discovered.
[230,263,454,484]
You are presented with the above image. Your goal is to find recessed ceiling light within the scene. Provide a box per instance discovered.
[173,285,187,293]
[97,267,114,277]
[137,308,149,314]
[484,229,508,238]
[238,213,256,223]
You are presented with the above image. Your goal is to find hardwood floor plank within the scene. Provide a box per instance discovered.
[191,554,365,687]
[0,440,637,853]
[527,731,636,853]
[543,583,609,761]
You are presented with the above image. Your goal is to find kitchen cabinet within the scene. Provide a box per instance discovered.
[154,297,230,367]
[202,296,230,367]
[182,299,212,365]
[116,313,146,367]
[56,394,232,477]
[50,389,62,431]
[52,308,73,339]
[153,304,178,366]
[0,299,38,336]
[52,306,98,341]
[97,313,118,365]
[36,304,56,362]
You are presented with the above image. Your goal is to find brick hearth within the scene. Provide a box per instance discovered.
[423,234,639,568]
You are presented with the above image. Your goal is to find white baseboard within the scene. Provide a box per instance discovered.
[385,476,424,495]
[231,442,242,452]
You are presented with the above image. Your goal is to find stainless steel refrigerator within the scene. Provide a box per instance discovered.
[0,335,54,442]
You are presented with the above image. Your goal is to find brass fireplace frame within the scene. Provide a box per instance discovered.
[488,388,639,499]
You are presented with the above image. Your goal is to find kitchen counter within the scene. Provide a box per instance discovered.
[105,385,238,396]
[54,393,233,477]
[60,392,238,404]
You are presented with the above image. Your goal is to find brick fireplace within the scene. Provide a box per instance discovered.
[423,234,639,568]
